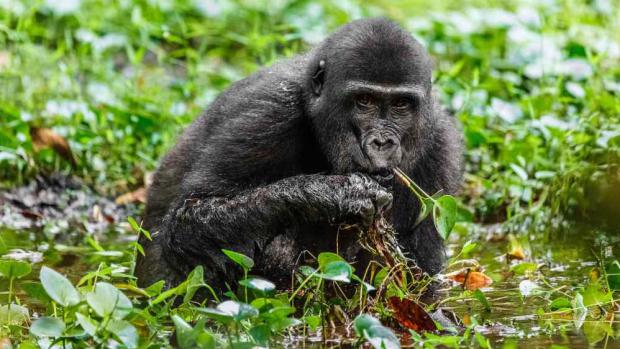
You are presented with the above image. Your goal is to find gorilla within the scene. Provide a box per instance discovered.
[135,18,463,290]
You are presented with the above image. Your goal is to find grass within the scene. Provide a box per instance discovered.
[0,0,619,348]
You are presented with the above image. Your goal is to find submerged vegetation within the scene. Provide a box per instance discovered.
[0,0,619,348]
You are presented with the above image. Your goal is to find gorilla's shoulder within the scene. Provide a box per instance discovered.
[217,54,309,103]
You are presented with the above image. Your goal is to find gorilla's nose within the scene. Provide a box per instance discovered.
[367,135,397,153]
[363,134,401,178]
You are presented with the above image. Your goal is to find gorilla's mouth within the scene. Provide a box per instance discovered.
[371,169,394,188]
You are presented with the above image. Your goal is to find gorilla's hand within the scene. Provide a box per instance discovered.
[302,173,392,227]
[338,173,393,226]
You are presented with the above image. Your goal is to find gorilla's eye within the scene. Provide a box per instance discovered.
[392,98,411,110]
[355,94,374,108]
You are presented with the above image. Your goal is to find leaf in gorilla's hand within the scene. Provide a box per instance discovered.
[433,195,457,240]
[388,297,437,332]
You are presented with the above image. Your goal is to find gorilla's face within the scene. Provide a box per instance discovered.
[309,75,430,184]
[342,81,425,178]
[305,19,434,184]
[307,54,432,184]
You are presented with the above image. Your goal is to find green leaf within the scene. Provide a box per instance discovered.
[144,280,165,297]
[76,313,98,336]
[550,297,572,311]
[40,267,80,307]
[172,317,215,349]
[269,317,302,331]
[354,314,382,335]
[0,304,29,326]
[581,282,612,308]
[173,315,196,349]
[199,300,259,323]
[583,320,613,345]
[510,262,538,275]
[433,195,458,240]
[222,249,254,271]
[298,265,317,277]
[21,281,51,303]
[460,240,477,256]
[128,216,151,240]
[262,306,296,322]
[373,267,389,288]
[0,260,32,279]
[354,314,400,349]
[30,317,65,337]
[316,261,352,282]
[317,252,345,269]
[183,265,205,303]
[304,315,321,331]
[605,260,620,291]
[473,289,491,312]
[238,278,275,294]
[86,282,133,319]
[249,324,270,346]
[415,197,434,225]
[107,319,138,349]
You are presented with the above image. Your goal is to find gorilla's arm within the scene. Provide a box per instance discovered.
[160,174,387,283]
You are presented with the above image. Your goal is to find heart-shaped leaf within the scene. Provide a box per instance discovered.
[239,278,275,293]
[199,300,259,323]
[183,265,205,303]
[0,260,32,279]
[30,317,65,337]
[76,313,98,336]
[433,195,457,240]
[222,249,254,271]
[354,314,400,349]
[0,304,29,326]
[86,282,133,319]
[107,319,138,349]
[550,297,572,311]
[316,261,352,282]
[317,252,345,269]
[40,267,80,307]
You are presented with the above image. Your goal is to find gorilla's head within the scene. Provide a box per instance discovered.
[305,18,435,184]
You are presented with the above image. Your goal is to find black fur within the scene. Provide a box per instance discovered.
[135,18,463,290]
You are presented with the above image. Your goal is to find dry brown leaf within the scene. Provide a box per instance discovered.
[115,187,147,205]
[446,268,493,290]
[29,126,77,167]
[389,297,437,332]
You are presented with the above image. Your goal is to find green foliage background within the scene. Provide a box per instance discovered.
[2,0,619,224]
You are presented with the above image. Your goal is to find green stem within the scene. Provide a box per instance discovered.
[288,270,319,302]
[7,277,13,324]
[244,269,248,303]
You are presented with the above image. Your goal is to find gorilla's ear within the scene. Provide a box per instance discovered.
[311,60,326,96]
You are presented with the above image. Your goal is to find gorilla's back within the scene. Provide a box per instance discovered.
[142,54,310,232]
